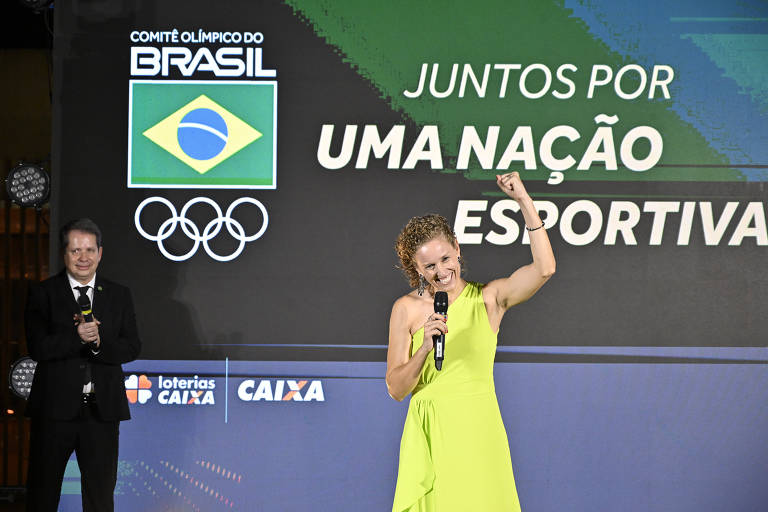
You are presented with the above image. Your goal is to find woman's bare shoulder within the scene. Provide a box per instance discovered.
[391,291,431,333]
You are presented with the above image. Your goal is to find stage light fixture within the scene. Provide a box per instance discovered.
[5,163,50,209]
[9,356,37,400]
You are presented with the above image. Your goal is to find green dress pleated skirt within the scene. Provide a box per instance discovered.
[392,282,522,512]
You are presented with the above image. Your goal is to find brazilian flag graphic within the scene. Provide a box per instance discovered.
[128,80,276,188]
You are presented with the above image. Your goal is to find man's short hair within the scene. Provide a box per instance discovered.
[60,218,102,250]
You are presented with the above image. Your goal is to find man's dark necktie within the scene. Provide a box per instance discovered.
[75,286,93,387]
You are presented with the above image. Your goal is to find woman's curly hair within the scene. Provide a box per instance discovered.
[395,214,459,289]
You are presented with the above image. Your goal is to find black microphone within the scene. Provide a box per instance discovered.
[77,293,94,323]
[77,293,98,351]
[433,291,448,371]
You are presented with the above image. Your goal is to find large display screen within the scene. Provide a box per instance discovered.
[49,1,768,510]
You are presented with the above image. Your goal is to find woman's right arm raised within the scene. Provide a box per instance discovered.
[385,298,431,402]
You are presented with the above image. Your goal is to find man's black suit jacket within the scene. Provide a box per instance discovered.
[25,271,141,421]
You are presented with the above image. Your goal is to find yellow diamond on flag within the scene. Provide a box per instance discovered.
[142,94,262,175]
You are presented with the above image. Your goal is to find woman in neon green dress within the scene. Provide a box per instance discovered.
[387,172,555,512]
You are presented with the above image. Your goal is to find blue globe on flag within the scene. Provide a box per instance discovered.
[177,108,229,160]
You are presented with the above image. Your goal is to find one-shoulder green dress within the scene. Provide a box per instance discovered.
[392,282,521,512]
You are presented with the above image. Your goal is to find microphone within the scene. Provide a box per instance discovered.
[77,293,98,350]
[433,291,448,371]
[77,293,94,323]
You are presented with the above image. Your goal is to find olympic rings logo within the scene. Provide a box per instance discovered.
[134,197,268,262]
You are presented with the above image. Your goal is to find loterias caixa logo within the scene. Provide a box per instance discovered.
[128,29,277,261]
[124,374,217,406]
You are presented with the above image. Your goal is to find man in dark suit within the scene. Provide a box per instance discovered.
[25,218,141,512]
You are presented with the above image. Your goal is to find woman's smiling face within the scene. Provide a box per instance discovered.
[413,236,461,293]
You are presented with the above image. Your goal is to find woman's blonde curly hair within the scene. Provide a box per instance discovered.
[395,214,459,290]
